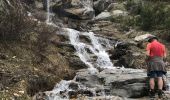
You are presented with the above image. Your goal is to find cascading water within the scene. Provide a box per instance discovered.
[67,28,114,72]
[44,0,114,99]
[45,28,114,100]
[46,0,50,23]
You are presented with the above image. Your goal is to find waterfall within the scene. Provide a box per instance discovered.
[66,28,114,72]
[45,28,114,100]
[46,0,50,23]
[44,1,114,99]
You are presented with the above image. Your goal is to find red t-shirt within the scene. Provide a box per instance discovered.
[146,40,165,57]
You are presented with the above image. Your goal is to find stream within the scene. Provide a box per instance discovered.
[33,0,170,100]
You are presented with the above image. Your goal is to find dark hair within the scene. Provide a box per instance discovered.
[148,36,158,42]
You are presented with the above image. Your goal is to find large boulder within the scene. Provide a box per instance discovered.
[107,2,126,11]
[93,0,113,14]
[98,68,148,98]
[94,10,128,21]
[134,34,154,42]
[111,10,128,17]
[52,0,94,20]
[94,11,112,21]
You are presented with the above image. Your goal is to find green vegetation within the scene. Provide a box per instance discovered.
[124,0,170,31]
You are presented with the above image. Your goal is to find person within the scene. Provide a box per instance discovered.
[146,35,167,98]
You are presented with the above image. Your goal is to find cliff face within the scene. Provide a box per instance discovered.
[0,0,170,99]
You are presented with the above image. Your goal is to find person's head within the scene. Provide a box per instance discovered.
[147,35,158,43]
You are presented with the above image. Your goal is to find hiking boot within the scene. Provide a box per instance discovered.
[149,89,155,98]
[158,89,164,99]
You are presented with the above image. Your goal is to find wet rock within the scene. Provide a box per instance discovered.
[76,69,100,86]
[68,91,78,98]
[72,68,149,98]
[69,82,79,90]
[88,96,124,100]
[69,57,88,70]
[98,68,147,98]
[51,41,75,51]
[78,89,94,97]
[115,41,129,49]
[33,92,49,100]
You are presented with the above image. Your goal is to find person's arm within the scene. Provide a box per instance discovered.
[163,46,167,58]
[163,45,167,62]
[145,43,151,61]
[146,43,151,56]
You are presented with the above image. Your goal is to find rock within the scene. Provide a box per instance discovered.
[52,0,94,20]
[134,34,154,42]
[111,10,128,17]
[75,68,148,98]
[33,92,49,100]
[36,66,170,99]
[0,53,8,59]
[94,10,128,21]
[88,96,124,100]
[51,41,75,51]
[78,89,94,97]
[91,26,100,31]
[18,91,25,94]
[94,11,112,21]
[72,68,150,98]
[21,0,35,7]
[69,57,88,70]
[98,68,148,98]
[117,48,146,69]
[93,0,113,14]
[115,41,129,49]
[13,93,20,97]
[109,2,126,11]
[69,82,79,90]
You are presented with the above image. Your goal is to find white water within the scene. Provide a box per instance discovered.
[46,0,50,23]
[45,0,114,99]
[46,28,114,99]
[66,28,114,71]
[45,28,114,100]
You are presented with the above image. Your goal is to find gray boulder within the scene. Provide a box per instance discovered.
[52,0,94,20]
[75,68,148,98]
[134,34,154,42]
[111,10,128,17]
[94,11,112,21]
[69,57,88,70]
[94,0,113,14]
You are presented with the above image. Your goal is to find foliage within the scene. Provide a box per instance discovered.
[124,0,170,31]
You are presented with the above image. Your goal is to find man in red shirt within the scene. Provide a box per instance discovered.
[146,36,167,99]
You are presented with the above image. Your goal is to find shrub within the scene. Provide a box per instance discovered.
[125,0,170,31]
[0,0,35,41]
